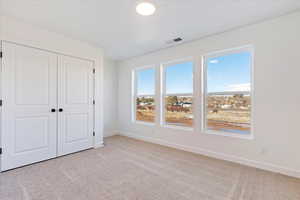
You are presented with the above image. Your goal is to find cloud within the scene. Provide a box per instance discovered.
[209,59,219,64]
[225,83,250,92]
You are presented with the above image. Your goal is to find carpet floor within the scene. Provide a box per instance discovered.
[1,135,300,200]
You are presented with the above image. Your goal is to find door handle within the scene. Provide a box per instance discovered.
[59,108,63,112]
[51,108,56,112]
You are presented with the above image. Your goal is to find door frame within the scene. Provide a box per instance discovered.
[0,40,103,171]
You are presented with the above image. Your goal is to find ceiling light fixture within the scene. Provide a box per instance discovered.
[136,2,156,16]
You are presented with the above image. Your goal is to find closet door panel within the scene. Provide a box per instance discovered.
[1,42,58,171]
[57,56,94,156]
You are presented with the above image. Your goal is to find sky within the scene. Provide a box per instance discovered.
[207,51,251,93]
[165,62,193,94]
[137,51,251,95]
[137,68,155,95]
[137,62,193,95]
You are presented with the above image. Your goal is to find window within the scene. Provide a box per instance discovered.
[162,60,194,128]
[203,47,252,136]
[133,67,156,123]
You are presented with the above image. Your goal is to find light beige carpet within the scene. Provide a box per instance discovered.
[0,135,300,200]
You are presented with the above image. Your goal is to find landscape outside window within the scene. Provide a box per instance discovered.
[135,68,155,123]
[136,96,155,122]
[205,50,251,134]
[164,61,193,127]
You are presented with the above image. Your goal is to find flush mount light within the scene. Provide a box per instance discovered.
[136,2,156,16]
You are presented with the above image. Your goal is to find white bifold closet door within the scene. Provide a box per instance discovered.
[1,42,94,171]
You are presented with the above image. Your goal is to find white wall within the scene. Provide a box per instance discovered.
[117,11,300,178]
[0,15,105,147]
[103,58,118,137]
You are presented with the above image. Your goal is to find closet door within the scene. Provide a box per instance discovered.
[1,42,58,171]
[57,56,94,156]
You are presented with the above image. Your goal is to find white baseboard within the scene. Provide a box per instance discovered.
[103,130,118,138]
[117,130,300,179]
[94,142,104,148]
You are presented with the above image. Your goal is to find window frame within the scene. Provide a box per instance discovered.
[132,65,156,125]
[160,58,195,130]
[202,45,254,139]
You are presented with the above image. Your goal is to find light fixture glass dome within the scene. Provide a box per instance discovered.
[136,2,156,16]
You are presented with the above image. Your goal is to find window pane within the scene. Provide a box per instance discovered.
[206,94,251,134]
[136,96,155,123]
[165,96,193,127]
[137,68,155,95]
[206,51,251,134]
[166,62,193,94]
[207,52,251,93]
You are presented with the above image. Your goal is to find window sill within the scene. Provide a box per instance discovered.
[134,121,156,126]
[162,124,194,132]
[204,130,254,140]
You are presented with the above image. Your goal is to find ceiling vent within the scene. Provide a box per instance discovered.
[166,37,183,45]
[173,37,183,42]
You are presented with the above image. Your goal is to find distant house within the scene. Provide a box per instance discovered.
[221,104,232,109]
[139,102,153,106]
[176,102,192,108]
[183,103,192,108]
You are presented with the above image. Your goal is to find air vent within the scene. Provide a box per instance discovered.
[166,37,184,45]
[173,37,183,42]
